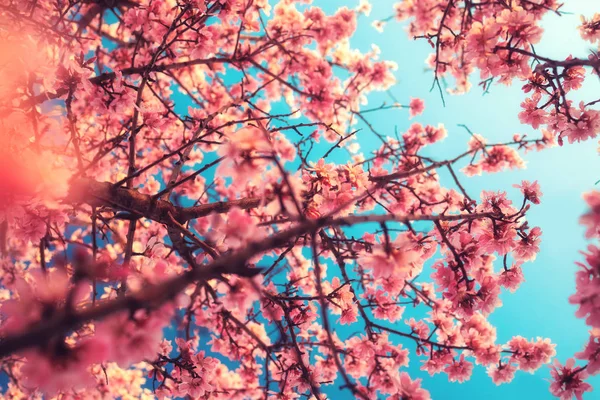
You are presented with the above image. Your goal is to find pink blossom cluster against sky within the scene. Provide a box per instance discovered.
[0,1,600,399]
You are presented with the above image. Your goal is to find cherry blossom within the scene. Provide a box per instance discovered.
[550,359,593,400]
[0,1,596,399]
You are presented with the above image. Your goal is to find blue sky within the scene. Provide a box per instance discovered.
[307,0,600,398]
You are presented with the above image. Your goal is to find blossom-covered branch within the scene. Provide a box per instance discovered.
[0,0,596,399]
[381,0,600,146]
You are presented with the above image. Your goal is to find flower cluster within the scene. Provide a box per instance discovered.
[0,1,596,399]
[383,1,600,148]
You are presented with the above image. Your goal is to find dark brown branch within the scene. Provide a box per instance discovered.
[0,210,491,358]
[68,178,264,224]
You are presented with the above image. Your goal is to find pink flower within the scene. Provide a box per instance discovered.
[409,98,425,118]
[371,369,397,395]
[513,227,542,262]
[496,7,544,44]
[95,307,172,367]
[549,359,592,400]
[123,8,147,30]
[475,346,502,366]
[514,180,543,204]
[422,350,454,376]
[564,107,600,144]
[498,266,525,292]
[356,0,372,16]
[580,191,600,238]
[20,336,110,394]
[193,351,219,373]
[201,207,265,250]
[508,336,556,372]
[216,126,273,185]
[570,245,600,328]
[575,334,600,375]
[339,306,359,325]
[465,21,499,56]
[358,234,421,279]
[1,269,89,334]
[370,289,405,323]
[487,362,517,385]
[179,372,214,398]
[477,221,516,256]
[519,95,547,129]
[579,13,600,43]
[477,276,502,315]
[445,355,473,383]
[479,146,525,173]
[397,372,431,400]
[406,317,430,339]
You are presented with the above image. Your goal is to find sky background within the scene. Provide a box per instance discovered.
[304,0,600,399]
